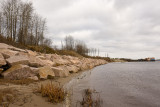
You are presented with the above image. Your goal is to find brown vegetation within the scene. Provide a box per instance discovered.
[35,82,66,103]
[78,89,102,107]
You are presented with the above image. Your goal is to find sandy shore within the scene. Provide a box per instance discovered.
[0,70,85,107]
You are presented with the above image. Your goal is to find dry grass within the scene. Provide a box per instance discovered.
[35,82,66,103]
[0,79,37,85]
[79,89,102,107]
[0,88,17,106]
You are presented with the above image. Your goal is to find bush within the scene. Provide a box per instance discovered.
[79,89,103,107]
[36,82,66,103]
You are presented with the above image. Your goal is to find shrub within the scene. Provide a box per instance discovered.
[79,89,102,107]
[36,82,66,103]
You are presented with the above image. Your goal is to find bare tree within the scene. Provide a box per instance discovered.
[64,35,75,50]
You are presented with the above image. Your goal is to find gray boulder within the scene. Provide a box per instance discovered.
[6,55,29,66]
[38,66,55,79]
[2,64,35,80]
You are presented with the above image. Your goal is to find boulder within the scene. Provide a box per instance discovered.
[28,76,39,81]
[38,66,55,79]
[42,59,56,67]
[68,65,80,73]
[0,49,18,59]
[8,47,26,53]
[26,50,37,56]
[6,55,29,66]
[0,53,6,67]
[0,43,11,49]
[57,66,70,76]
[54,59,70,65]
[2,64,35,80]
[28,56,44,67]
[37,56,46,60]
[30,67,39,75]
[51,67,67,77]
[79,63,89,71]
[59,65,79,73]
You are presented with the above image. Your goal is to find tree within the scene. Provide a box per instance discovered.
[64,35,75,50]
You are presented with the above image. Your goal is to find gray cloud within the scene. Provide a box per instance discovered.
[25,0,160,59]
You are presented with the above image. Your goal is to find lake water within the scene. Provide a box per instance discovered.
[65,62,160,107]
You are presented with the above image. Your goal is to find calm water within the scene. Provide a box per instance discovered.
[65,62,160,107]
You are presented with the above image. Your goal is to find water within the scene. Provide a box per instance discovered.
[65,62,160,107]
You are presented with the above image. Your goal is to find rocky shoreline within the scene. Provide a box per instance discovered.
[0,43,107,80]
[0,43,107,107]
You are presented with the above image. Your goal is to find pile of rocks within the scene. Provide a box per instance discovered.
[0,43,107,80]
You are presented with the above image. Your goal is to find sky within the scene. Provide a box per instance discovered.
[25,0,160,59]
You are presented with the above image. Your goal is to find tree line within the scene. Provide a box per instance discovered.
[61,35,100,56]
[0,0,51,46]
[0,0,100,57]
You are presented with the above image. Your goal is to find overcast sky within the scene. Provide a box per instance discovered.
[25,0,160,59]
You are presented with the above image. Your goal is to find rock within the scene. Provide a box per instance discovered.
[57,65,70,77]
[0,53,6,67]
[15,52,28,57]
[8,47,26,53]
[26,50,37,56]
[2,64,35,80]
[42,59,56,67]
[6,55,29,66]
[0,49,18,59]
[70,59,80,64]
[51,67,68,77]
[38,66,55,79]
[37,56,46,60]
[29,56,44,67]
[30,67,39,75]
[0,43,13,49]
[67,65,79,73]
[28,76,39,80]
[28,56,56,67]
[28,56,44,67]
[79,63,89,71]
[54,59,70,65]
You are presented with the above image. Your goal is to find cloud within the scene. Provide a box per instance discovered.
[25,0,160,59]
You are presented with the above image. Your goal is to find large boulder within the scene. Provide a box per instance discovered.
[57,65,70,76]
[28,56,44,67]
[0,49,18,59]
[0,53,6,67]
[6,55,29,66]
[38,66,55,79]
[79,63,89,71]
[2,64,35,80]
[0,43,11,49]
[51,67,68,77]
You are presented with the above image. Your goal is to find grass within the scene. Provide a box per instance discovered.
[79,89,102,107]
[0,88,17,106]
[0,79,37,85]
[35,82,66,103]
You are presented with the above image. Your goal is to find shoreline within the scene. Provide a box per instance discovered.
[0,67,98,107]
[0,43,107,106]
